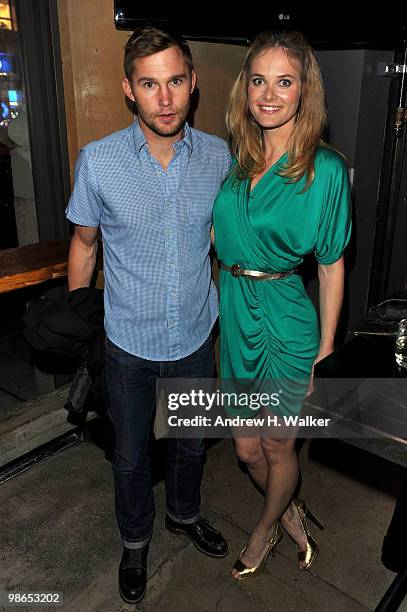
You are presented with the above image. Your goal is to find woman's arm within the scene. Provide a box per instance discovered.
[315,255,345,364]
[306,256,344,396]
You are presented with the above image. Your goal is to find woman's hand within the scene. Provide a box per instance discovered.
[306,343,335,396]
[314,342,335,367]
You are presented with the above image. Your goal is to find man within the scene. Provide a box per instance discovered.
[66,26,230,604]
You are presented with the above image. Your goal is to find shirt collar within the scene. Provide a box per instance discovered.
[176,122,192,155]
[132,119,193,158]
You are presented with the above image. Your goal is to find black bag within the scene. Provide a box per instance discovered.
[23,287,104,356]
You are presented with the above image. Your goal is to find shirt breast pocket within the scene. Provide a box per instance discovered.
[186,195,213,253]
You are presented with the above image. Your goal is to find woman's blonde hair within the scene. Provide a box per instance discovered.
[226,30,327,189]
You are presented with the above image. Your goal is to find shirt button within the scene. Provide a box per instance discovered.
[169,263,175,268]
[169,320,176,326]
[168,231,173,237]
[171,291,176,296]
[167,201,172,207]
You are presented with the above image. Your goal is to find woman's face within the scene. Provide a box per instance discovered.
[247,47,302,136]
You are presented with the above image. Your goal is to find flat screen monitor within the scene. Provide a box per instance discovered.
[113,4,406,49]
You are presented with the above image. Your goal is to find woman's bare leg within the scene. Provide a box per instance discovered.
[233,435,308,574]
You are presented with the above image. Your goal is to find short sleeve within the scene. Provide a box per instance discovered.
[314,154,352,265]
[65,148,102,227]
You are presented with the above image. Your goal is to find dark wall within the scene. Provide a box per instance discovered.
[350,49,393,326]
[306,49,393,340]
[317,49,365,166]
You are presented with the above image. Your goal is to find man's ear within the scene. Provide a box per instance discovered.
[190,70,197,94]
[122,78,135,102]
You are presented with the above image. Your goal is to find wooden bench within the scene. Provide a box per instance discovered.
[0,240,70,294]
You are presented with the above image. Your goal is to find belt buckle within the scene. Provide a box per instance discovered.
[231,264,241,277]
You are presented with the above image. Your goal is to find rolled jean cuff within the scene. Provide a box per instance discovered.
[166,509,200,524]
[123,534,151,550]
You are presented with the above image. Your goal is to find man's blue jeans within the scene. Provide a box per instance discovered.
[104,334,214,549]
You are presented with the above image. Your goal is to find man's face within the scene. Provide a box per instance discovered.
[122,45,196,139]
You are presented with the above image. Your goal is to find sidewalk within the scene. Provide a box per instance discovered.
[0,435,403,611]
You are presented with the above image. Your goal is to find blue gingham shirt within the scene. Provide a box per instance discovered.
[66,121,231,360]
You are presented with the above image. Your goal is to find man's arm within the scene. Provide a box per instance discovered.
[210,226,215,246]
[68,225,99,291]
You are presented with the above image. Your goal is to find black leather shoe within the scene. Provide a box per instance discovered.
[118,544,148,604]
[165,515,228,558]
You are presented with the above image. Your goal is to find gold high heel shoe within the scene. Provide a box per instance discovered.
[232,522,283,581]
[291,498,323,570]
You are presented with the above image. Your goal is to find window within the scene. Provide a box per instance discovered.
[0,1,14,31]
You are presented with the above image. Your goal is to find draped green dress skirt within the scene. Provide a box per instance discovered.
[212,147,352,418]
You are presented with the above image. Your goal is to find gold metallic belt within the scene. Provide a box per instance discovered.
[219,262,297,280]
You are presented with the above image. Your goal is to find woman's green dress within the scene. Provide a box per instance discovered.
[212,147,352,417]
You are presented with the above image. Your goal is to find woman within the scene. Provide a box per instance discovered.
[212,30,352,579]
